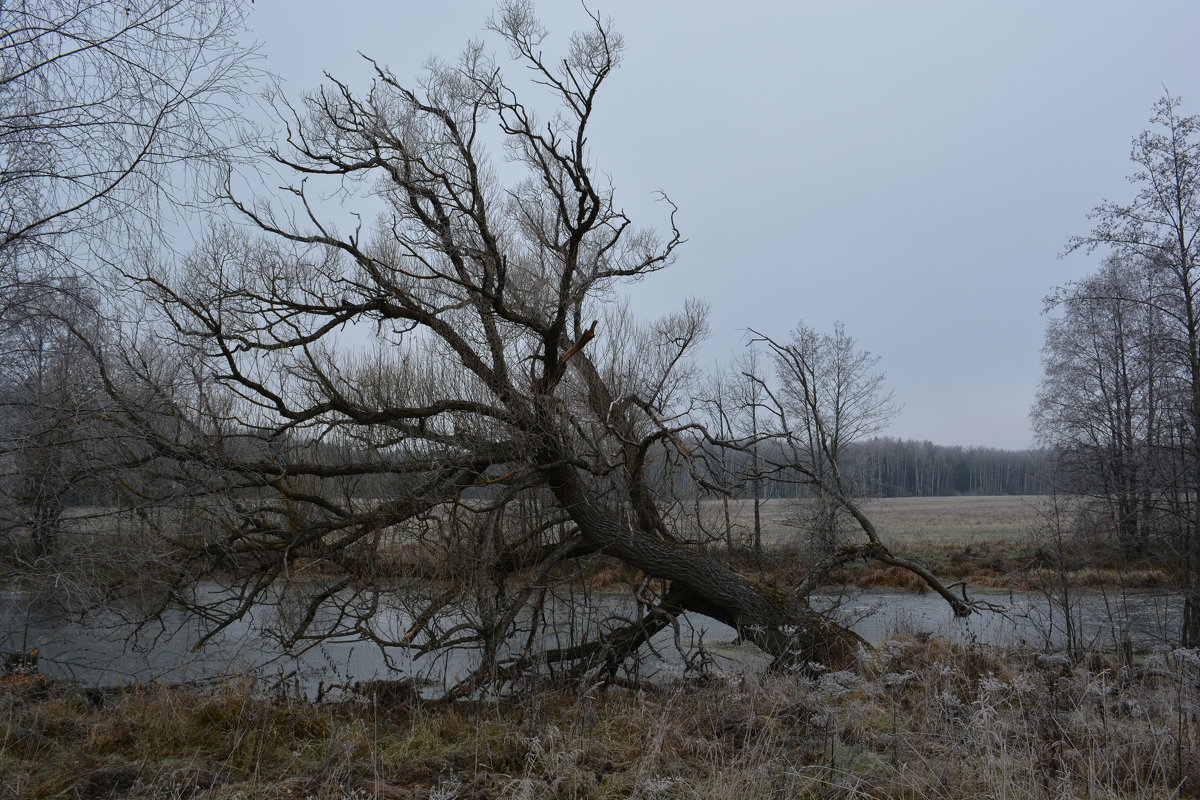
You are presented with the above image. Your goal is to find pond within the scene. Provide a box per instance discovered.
[0,584,1184,695]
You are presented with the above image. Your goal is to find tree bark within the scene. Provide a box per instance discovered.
[544,461,865,669]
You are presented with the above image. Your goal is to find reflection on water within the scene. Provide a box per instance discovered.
[815,587,1182,651]
[0,584,1183,695]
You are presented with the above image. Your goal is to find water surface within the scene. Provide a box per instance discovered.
[1,584,1183,694]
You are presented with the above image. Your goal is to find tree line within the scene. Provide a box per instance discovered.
[667,438,1045,503]
[762,437,1046,499]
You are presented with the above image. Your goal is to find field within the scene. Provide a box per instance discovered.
[51,495,1044,551]
[4,497,1192,797]
[708,495,1176,590]
[17,495,1168,593]
[710,495,1045,548]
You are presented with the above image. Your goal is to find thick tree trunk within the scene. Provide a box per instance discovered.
[546,465,865,670]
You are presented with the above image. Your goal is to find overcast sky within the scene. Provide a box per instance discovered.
[243,1,1200,450]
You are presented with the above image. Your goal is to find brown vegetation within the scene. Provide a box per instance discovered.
[2,639,1197,799]
[715,496,1043,550]
[357,496,1181,595]
[710,496,1180,592]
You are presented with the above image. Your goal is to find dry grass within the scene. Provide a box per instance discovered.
[20,495,1172,599]
[712,497,1179,591]
[710,496,1044,549]
[530,495,1177,594]
[855,495,1044,546]
[3,640,1198,799]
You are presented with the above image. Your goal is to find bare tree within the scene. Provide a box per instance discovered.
[0,279,107,559]
[756,322,898,553]
[696,364,741,554]
[700,344,768,559]
[0,0,255,273]
[725,322,981,611]
[0,0,257,608]
[736,343,767,561]
[1034,255,1170,558]
[103,4,985,693]
[1067,92,1200,645]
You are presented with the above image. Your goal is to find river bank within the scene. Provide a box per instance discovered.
[693,495,1180,592]
[4,582,1184,696]
[3,636,1197,799]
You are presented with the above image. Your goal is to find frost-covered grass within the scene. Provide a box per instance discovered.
[3,638,1197,799]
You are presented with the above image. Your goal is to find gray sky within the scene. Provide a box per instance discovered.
[244,1,1200,450]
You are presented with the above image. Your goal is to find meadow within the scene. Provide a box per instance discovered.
[709,495,1174,592]
[714,495,1044,548]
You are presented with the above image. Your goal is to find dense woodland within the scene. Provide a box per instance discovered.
[744,438,1046,499]
[7,434,1047,511]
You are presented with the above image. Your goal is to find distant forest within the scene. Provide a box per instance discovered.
[734,438,1046,499]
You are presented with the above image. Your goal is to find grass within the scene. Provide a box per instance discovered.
[706,496,1180,591]
[2,639,1198,798]
[554,497,1054,594]
[706,496,1044,549]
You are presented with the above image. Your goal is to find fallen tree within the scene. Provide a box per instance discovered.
[76,2,984,695]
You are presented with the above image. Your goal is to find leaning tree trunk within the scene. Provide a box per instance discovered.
[544,462,865,670]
